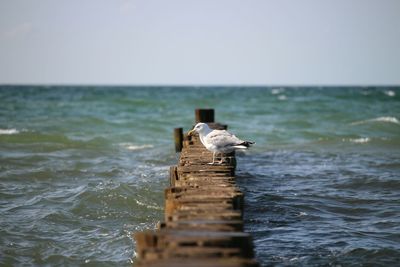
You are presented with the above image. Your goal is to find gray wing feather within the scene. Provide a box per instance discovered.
[206,130,244,147]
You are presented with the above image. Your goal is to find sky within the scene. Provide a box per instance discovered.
[0,0,399,86]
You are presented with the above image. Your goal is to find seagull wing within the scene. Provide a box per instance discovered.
[206,130,245,148]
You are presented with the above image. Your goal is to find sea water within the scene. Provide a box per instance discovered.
[0,86,399,266]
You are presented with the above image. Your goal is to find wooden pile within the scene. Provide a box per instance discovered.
[134,119,259,267]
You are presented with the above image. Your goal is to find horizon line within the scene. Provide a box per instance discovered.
[1,83,399,88]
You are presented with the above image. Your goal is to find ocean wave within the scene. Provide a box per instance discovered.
[2,131,107,146]
[119,143,154,151]
[334,176,400,190]
[350,117,399,125]
[0,128,20,135]
[343,137,371,144]
[271,88,285,95]
[384,90,396,97]
[278,95,287,101]
[134,199,163,210]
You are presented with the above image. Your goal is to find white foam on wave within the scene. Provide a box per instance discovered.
[120,143,154,151]
[135,199,162,210]
[384,90,396,97]
[348,137,371,144]
[278,95,287,101]
[271,88,285,95]
[350,116,399,126]
[0,128,19,135]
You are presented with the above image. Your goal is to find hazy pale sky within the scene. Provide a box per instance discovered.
[1,0,399,85]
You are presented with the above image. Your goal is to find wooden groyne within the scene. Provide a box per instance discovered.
[134,109,259,267]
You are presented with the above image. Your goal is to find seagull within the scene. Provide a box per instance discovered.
[188,122,255,165]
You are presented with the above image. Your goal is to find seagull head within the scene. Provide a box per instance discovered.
[188,123,211,136]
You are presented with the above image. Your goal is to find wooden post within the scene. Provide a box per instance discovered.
[169,165,178,186]
[174,128,183,152]
[195,109,214,123]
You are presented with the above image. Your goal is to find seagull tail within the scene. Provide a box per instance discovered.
[237,141,255,148]
[233,145,247,149]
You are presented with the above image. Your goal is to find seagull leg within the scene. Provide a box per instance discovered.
[218,155,224,164]
[208,152,216,165]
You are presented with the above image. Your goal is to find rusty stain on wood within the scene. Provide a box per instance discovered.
[134,110,259,267]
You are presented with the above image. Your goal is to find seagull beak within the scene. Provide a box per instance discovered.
[187,129,195,136]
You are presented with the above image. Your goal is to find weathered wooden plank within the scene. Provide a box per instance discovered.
[160,219,244,232]
[136,230,254,257]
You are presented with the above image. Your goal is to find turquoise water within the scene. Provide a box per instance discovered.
[0,86,399,266]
